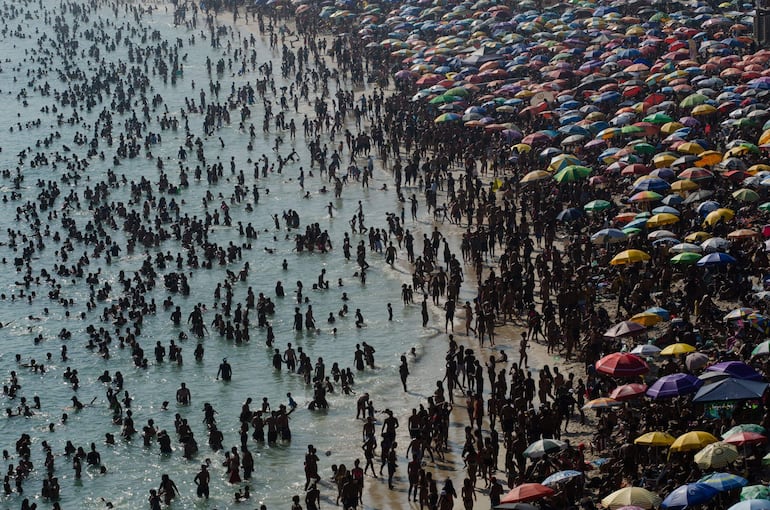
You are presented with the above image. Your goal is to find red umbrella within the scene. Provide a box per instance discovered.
[595,353,650,378]
[723,432,767,446]
[609,383,648,401]
[500,483,555,504]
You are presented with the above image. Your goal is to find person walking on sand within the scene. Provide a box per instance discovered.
[518,333,529,368]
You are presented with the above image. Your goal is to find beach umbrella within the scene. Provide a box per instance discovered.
[610,383,648,401]
[557,208,584,222]
[554,165,591,183]
[647,213,679,227]
[434,112,461,123]
[659,343,696,355]
[596,352,649,377]
[697,252,737,266]
[601,487,661,509]
[542,470,582,487]
[704,207,735,225]
[686,352,710,371]
[724,307,757,321]
[671,252,702,265]
[500,483,555,503]
[694,442,739,469]
[742,486,770,501]
[629,190,663,203]
[670,179,700,192]
[604,321,647,338]
[751,340,770,357]
[583,397,623,409]
[723,432,767,447]
[728,229,759,240]
[723,424,767,439]
[591,228,627,244]
[660,483,718,510]
[520,170,551,183]
[733,188,761,203]
[634,431,676,447]
[707,361,764,381]
[630,312,662,327]
[632,177,671,192]
[670,431,718,452]
[646,373,703,399]
[584,199,612,212]
[693,378,769,403]
[631,344,662,356]
[611,249,651,265]
[699,472,748,492]
[670,243,703,254]
[728,501,770,510]
[523,439,566,459]
[701,237,730,253]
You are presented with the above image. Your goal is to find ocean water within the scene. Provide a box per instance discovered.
[0,3,456,509]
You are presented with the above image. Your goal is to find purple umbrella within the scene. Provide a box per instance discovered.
[706,361,763,381]
[646,373,703,399]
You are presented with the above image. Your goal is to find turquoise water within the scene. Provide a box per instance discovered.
[0,3,455,509]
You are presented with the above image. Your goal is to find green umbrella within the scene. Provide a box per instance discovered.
[758,202,770,212]
[584,199,612,212]
[741,485,770,501]
[643,112,674,124]
[429,94,461,104]
[554,165,592,183]
[680,94,709,108]
[671,252,701,265]
[621,125,646,135]
[445,86,469,97]
[733,188,760,203]
[623,227,643,236]
[633,142,657,155]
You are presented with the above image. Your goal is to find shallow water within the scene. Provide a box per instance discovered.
[0,3,456,509]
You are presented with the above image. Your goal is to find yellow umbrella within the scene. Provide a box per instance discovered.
[670,431,718,452]
[659,343,697,355]
[647,213,679,227]
[692,104,717,116]
[660,122,684,135]
[520,170,551,183]
[694,441,739,469]
[677,142,705,155]
[725,146,752,158]
[704,208,735,226]
[653,153,677,168]
[601,487,662,509]
[512,143,531,153]
[630,312,663,326]
[748,164,770,174]
[611,249,651,265]
[685,231,712,242]
[671,179,699,192]
[695,150,723,167]
[759,129,770,146]
[635,431,677,446]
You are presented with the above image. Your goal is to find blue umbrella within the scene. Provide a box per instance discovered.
[591,228,627,244]
[661,483,718,509]
[697,252,737,266]
[696,200,721,215]
[646,373,703,399]
[542,470,582,487]
[645,307,670,320]
[661,194,684,206]
[699,472,748,492]
[707,361,764,381]
[652,206,680,215]
[632,177,671,192]
[693,378,769,403]
[729,501,770,510]
[557,208,584,222]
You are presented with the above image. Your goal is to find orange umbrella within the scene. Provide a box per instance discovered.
[500,483,555,503]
